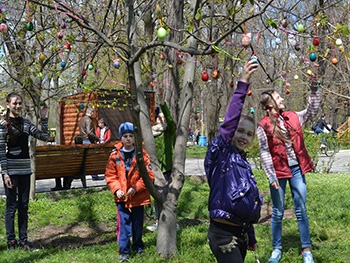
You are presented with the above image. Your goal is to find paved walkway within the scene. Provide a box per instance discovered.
[0,158,206,196]
[1,150,349,195]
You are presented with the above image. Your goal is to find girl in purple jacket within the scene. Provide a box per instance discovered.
[205,59,262,263]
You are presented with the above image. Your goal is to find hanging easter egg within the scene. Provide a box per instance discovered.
[61,19,66,29]
[241,34,251,49]
[275,36,281,45]
[39,53,46,61]
[88,64,94,70]
[335,38,342,47]
[201,71,209,82]
[309,52,317,62]
[159,53,166,60]
[57,30,63,39]
[39,101,45,107]
[266,78,270,84]
[317,80,322,85]
[250,107,255,114]
[297,24,304,33]
[331,57,338,65]
[285,89,291,94]
[113,59,120,69]
[64,41,71,51]
[82,35,88,43]
[281,18,288,28]
[0,23,7,33]
[306,69,312,75]
[230,81,234,88]
[294,42,300,51]
[150,82,155,88]
[26,22,34,31]
[80,104,85,110]
[81,70,87,76]
[212,70,220,80]
[176,57,183,65]
[157,27,167,41]
[95,69,101,75]
[285,82,291,87]
[294,74,299,80]
[60,61,66,68]
[247,90,252,96]
[312,37,320,46]
[250,56,258,64]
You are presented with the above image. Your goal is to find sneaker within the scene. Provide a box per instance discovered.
[7,239,17,250]
[136,248,145,255]
[146,223,158,232]
[268,249,282,263]
[91,175,99,181]
[302,251,314,263]
[18,240,35,251]
[119,254,129,262]
[50,186,63,191]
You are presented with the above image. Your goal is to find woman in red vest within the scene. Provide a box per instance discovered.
[257,84,320,263]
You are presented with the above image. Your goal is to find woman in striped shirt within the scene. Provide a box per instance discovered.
[1,92,49,250]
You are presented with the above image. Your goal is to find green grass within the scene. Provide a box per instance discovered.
[1,171,350,262]
[186,145,207,158]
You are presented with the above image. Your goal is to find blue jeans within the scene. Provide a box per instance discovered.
[270,165,312,250]
[4,175,31,242]
[116,203,144,254]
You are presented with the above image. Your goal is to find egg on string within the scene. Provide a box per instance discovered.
[281,17,288,28]
[113,59,120,69]
[307,70,312,75]
[0,23,8,33]
[88,64,94,70]
[309,52,317,62]
[212,70,220,80]
[241,33,251,49]
[312,37,320,46]
[275,35,281,45]
[39,53,46,61]
[201,72,209,82]
[297,24,304,33]
[335,39,342,47]
[26,21,34,31]
[294,74,299,80]
[265,78,270,84]
[80,104,85,110]
[157,27,167,41]
[39,101,45,107]
[294,42,300,51]
[331,57,338,65]
[81,70,87,76]
[250,107,255,114]
[285,89,291,94]
[60,61,66,68]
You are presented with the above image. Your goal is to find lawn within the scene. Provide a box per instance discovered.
[0,167,350,262]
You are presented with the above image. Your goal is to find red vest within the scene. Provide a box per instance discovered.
[258,111,314,179]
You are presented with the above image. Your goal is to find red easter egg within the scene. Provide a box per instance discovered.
[230,81,234,88]
[312,37,320,46]
[81,70,87,76]
[201,72,209,82]
[0,23,7,33]
[160,53,165,60]
[247,90,252,96]
[57,31,63,39]
[285,89,290,94]
[281,18,288,28]
[150,82,155,88]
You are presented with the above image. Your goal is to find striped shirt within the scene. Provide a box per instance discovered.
[257,88,321,183]
[0,117,49,176]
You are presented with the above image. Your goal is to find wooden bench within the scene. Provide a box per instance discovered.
[35,141,117,188]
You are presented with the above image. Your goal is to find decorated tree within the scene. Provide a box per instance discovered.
[1,0,350,258]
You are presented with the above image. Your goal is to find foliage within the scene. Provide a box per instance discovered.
[0,174,350,262]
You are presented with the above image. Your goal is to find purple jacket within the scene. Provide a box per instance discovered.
[204,81,262,243]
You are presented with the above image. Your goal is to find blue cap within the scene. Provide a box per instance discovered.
[119,122,134,138]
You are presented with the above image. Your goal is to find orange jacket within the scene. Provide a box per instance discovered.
[105,142,154,208]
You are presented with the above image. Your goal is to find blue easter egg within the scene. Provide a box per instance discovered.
[60,61,66,68]
[80,104,85,109]
[250,108,255,114]
[309,52,317,62]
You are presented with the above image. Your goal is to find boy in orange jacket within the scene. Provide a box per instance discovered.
[105,122,154,262]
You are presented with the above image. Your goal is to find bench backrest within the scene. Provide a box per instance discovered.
[35,142,116,180]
